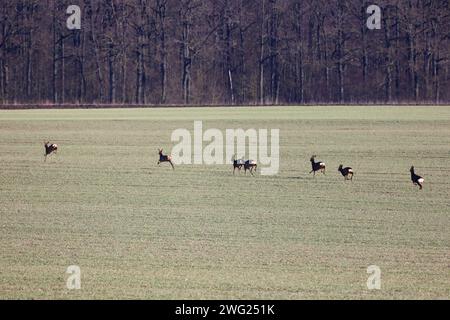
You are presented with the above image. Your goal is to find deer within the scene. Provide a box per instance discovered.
[232,155,245,175]
[158,148,174,170]
[338,164,354,181]
[310,155,326,176]
[410,166,424,190]
[44,141,58,162]
[244,160,257,176]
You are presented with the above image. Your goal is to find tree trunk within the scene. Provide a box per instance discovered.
[108,44,115,103]
[360,3,368,93]
[225,9,235,105]
[121,16,127,104]
[157,0,167,104]
[0,58,5,103]
[294,1,304,103]
[407,1,419,101]
[269,0,279,104]
[336,2,345,103]
[432,49,440,103]
[238,0,246,103]
[61,37,65,104]
[259,0,265,105]
[52,5,58,104]
[136,37,144,104]
[78,28,86,103]
[181,14,191,105]
[394,7,400,99]
[26,31,32,99]
[383,10,392,102]
[87,0,104,102]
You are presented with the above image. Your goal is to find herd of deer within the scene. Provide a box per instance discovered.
[307,155,424,190]
[44,142,425,190]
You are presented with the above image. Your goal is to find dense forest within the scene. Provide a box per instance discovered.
[0,0,449,106]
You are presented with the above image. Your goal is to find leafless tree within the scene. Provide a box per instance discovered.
[0,0,448,105]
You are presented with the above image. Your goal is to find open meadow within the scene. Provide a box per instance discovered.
[0,106,449,299]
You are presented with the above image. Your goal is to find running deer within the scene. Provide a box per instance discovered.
[158,149,174,170]
[338,165,354,180]
[232,155,245,175]
[44,141,58,162]
[410,166,424,190]
[244,160,257,176]
[310,155,326,176]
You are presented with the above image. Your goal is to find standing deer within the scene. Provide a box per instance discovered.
[310,155,326,176]
[158,148,174,170]
[44,141,58,162]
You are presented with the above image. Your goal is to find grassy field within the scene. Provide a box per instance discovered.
[0,106,449,300]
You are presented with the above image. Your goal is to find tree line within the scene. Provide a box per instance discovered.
[0,0,449,106]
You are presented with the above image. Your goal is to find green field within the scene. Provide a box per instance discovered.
[0,106,449,299]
